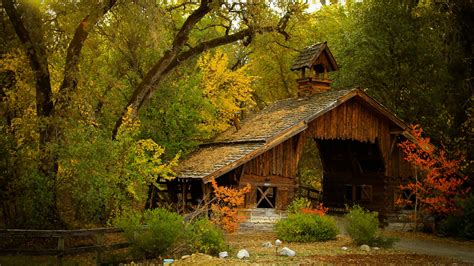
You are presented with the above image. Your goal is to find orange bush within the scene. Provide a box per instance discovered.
[210,178,251,233]
[301,203,328,216]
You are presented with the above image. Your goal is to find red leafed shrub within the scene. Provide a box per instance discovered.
[210,179,251,233]
[301,203,328,216]
[397,125,469,217]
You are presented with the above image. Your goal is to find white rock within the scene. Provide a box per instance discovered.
[359,244,371,252]
[279,247,296,257]
[262,241,273,248]
[181,255,190,259]
[373,247,380,251]
[219,251,228,258]
[275,239,282,246]
[341,246,349,251]
[237,249,250,259]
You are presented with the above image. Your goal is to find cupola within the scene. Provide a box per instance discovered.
[290,42,339,97]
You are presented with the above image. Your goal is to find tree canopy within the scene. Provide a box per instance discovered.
[0,0,472,229]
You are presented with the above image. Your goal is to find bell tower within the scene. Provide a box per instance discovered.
[290,42,339,97]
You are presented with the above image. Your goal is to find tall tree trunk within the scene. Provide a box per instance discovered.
[3,0,117,228]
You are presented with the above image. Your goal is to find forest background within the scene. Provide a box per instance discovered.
[0,0,472,229]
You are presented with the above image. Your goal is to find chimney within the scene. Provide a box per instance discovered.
[290,42,339,97]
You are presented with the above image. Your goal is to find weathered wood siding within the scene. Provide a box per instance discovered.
[237,97,414,214]
[306,98,392,176]
[240,135,303,209]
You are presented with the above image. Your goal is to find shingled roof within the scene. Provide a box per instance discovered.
[174,88,407,182]
[290,42,338,71]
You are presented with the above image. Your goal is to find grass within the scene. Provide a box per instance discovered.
[2,229,470,265]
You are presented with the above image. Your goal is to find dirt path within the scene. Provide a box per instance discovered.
[332,215,474,264]
[394,237,474,264]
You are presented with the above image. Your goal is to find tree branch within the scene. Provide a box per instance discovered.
[112,0,213,139]
[112,7,294,138]
[58,0,118,105]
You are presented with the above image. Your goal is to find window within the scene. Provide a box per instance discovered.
[256,186,276,208]
[355,185,372,203]
[344,184,372,203]
[344,184,353,202]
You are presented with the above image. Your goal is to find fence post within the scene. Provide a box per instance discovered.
[96,232,104,266]
[57,236,64,266]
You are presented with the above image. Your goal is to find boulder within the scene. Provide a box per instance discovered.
[359,244,371,252]
[262,241,273,248]
[279,247,296,257]
[341,246,349,251]
[237,249,250,259]
[275,239,282,246]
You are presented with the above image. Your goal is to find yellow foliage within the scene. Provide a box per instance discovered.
[197,50,257,134]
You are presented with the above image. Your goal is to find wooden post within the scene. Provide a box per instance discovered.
[96,233,104,266]
[57,237,64,266]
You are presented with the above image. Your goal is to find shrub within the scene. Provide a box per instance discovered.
[440,194,474,239]
[275,213,339,242]
[117,208,184,258]
[345,205,379,245]
[187,219,226,256]
[345,205,397,248]
[287,197,311,214]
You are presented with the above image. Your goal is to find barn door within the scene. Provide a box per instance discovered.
[256,187,276,208]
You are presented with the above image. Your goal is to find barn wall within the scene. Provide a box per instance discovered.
[306,98,392,176]
[236,97,415,214]
[240,135,303,209]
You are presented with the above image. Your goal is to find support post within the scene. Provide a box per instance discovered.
[57,237,64,266]
[96,233,104,265]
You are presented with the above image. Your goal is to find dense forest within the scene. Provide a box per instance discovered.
[0,0,472,229]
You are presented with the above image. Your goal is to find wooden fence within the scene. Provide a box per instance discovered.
[0,227,129,265]
[298,185,323,203]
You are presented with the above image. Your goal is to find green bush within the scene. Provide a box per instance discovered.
[345,205,397,247]
[287,197,311,214]
[117,208,184,258]
[440,194,474,239]
[345,205,379,245]
[275,213,339,242]
[187,219,226,256]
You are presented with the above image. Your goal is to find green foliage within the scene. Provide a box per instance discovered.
[440,194,474,239]
[117,208,184,258]
[287,197,312,214]
[345,205,379,245]
[187,219,226,256]
[345,205,397,248]
[117,211,227,258]
[275,213,339,242]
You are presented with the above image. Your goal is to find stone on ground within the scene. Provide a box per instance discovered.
[275,239,282,246]
[341,246,349,251]
[262,241,273,248]
[279,247,296,257]
[360,244,371,251]
[237,249,250,259]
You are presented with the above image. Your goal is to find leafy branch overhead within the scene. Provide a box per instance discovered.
[112,1,304,138]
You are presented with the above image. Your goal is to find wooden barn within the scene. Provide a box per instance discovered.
[161,42,415,221]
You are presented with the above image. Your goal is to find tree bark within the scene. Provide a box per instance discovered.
[2,0,53,122]
[57,0,117,110]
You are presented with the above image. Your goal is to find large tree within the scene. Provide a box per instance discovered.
[1,0,304,228]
